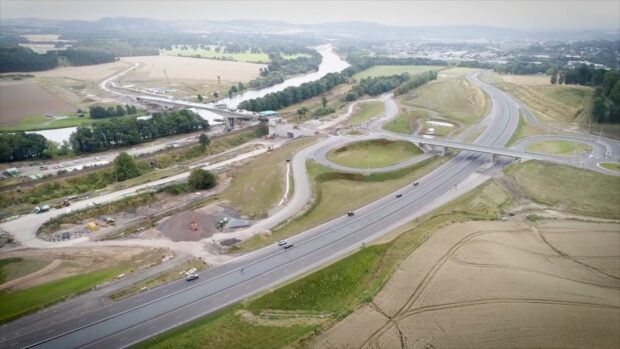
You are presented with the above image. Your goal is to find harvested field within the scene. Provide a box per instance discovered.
[32,60,130,80]
[313,220,620,349]
[121,56,265,82]
[0,80,76,126]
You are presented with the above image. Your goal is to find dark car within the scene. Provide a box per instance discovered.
[413,181,419,186]
[347,211,355,217]
[396,194,403,198]
[283,243,294,249]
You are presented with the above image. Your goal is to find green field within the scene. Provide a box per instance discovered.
[347,101,384,126]
[383,108,428,134]
[0,112,142,132]
[0,257,50,284]
[233,157,446,252]
[0,264,125,323]
[402,77,490,125]
[506,161,620,219]
[220,137,317,218]
[327,139,422,169]
[353,65,444,79]
[599,162,620,172]
[526,140,592,155]
[162,45,271,63]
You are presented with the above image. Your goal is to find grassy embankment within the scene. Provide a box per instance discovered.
[400,75,491,126]
[220,137,317,218]
[526,140,592,155]
[346,101,384,126]
[232,156,447,253]
[326,139,422,169]
[353,65,445,79]
[383,107,428,134]
[0,249,165,324]
[134,160,619,349]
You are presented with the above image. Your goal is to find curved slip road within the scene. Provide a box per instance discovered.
[3,71,615,349]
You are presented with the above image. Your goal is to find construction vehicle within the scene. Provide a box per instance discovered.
[33,205,50,214]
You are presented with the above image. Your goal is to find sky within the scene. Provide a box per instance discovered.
[1,0,619,30]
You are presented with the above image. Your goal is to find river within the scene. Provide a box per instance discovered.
[30,44,349,143]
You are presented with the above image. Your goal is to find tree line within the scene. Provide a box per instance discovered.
[394,70,439,96]
[247,51,322,90]
[0,132,48,162]
[89,104,138,119]
[70,109,209,154]
[0,46,116,73]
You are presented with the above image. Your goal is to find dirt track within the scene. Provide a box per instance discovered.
[313,220,620,348]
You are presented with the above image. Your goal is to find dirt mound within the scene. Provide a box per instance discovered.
[157,210,217,242]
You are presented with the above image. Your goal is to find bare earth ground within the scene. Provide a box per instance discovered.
[0,80,77,125]
[313,220,620,349]
[32,60,131,80]
[120,56,266,82]
[0,246,163,291]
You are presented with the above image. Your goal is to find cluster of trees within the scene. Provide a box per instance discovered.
[352,74,411,97]
[0,46,117,72]
[228,82,246,98]
[89,104,138,119]
[394,70,438,96]
[238,72,348,111]
[591,71,620,124]
[247,52,322,89]
[188,168,217,190]
[549,64,608,86]
[0,132,48,162]
[70,109,209,154]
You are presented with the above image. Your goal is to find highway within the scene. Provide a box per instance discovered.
[2,71,618,348]
[1,72,521,349]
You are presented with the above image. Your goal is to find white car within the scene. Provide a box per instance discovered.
[278,240,287,246]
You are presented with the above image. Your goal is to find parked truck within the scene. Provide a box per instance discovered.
[33,205,50,214]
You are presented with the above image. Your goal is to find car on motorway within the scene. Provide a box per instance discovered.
[396,194,403,198]
[185,273,199,281]
[283,243,294,249]
[413,181,419,186]
[347,211,355,216]
[278,240,288,246]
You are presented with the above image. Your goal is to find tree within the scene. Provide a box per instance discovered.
[199,133,210,148]
[213,91,219,98]
[217,75,221,84]
[188,168,217,190]
[113,152,141,182]
[115,105,126,117]
[197,94,204,102]
[321,96,328,108]
[230,85,238,95]
[297,107,308,119]
[238,82,245,91]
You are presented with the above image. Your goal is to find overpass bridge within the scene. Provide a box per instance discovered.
[136,95,261,130]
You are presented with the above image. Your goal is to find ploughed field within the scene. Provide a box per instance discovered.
[0,80,76,126]
[314,220,620,349]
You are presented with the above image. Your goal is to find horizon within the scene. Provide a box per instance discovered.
[1,0,619,31]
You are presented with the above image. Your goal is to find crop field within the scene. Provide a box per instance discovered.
[438,67,481,78]
[400,76,490,125]
[32,60,130,80]
[327,139,422,168]
[0,80,77,126]
[353,65,444,79]
[315,220,620,348]
[161,45,271,63]
[121,56,266,83]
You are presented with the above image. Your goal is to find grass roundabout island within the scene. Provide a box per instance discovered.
[327,139,423,169]
[526,140,592,155]
[598,162,620,172]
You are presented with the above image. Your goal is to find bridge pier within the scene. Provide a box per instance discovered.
[439,146,447,156]
[224,116,234,131]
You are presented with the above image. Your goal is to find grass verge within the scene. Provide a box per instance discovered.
[0,257,50,284]
[526,140,591,155]
[347,101,384,126]
[599,162,620,172]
